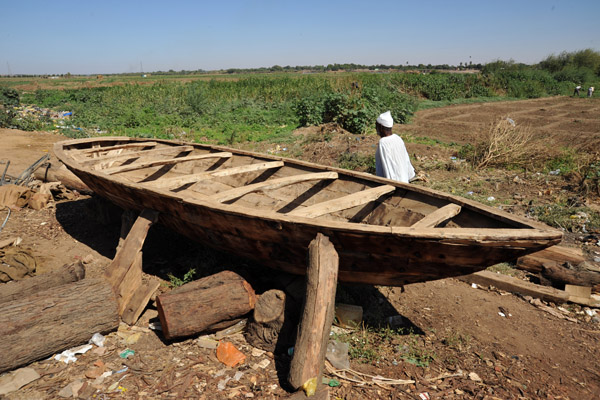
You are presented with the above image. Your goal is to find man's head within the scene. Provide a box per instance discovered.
[376,111,393,137]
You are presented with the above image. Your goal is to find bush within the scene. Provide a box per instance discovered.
[466,117,538,169]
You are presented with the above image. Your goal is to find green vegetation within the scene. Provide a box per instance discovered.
[1,49,599,144]
[167,268,196,288]
[533,205,600,233]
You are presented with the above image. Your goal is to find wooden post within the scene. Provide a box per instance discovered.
[0,278,119,373]
[288,233,339,391]
[0,261,85,304]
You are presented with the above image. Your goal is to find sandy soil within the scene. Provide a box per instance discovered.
[1,96,599,399]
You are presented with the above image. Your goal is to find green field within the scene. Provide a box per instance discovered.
[2,50,600,145]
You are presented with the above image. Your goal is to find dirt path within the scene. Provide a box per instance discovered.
[1,96,599,399]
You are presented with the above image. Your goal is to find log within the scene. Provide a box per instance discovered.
[516,245,585,273]
[541,264,600,288]
[0,278,119,373]
[288,234,339,390]
[245,289,297,353]
[157,270,256,340]
[0,261,85,304]
[33,161,91,193]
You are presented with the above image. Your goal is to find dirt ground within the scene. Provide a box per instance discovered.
[1,96,599,399]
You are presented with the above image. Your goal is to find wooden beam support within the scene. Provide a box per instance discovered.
[288,184,395,218]
[410,203,461,229]
[121,279,161,325]
[104,152,232,175]
[82,145,194,169]
[104,209,158,316]
[152,161,284,189]
[459,270,600,307]
[288,234,338,390]
[211,171,338,203]
[78,142,158,154]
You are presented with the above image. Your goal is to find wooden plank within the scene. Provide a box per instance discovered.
[116,251,143,315]
[410,203,462,229]
[460,270,600,307]
[78,142,158,154]
[82,145,194,168]
[104,209,158,290]
[211,171,338,203]
[287,185,395,218]
[104,152,233,175]
[121,280,161,325]
[151,161,284,189]
[288,234,338,390]
[459,270,569,304]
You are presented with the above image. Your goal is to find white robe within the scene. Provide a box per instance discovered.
[375,134,415,183]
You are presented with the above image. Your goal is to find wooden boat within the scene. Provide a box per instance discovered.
[54,137,562,286]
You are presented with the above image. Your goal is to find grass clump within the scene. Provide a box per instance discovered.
[533,205,600,232]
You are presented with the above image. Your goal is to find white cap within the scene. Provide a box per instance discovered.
[376,111,393,128]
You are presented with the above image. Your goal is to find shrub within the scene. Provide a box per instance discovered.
[466,117,538,169]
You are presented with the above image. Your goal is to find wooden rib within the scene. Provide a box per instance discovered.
[210,171,338,203]
[104,152,233,175]
[78,142,158,154]
[152,161,284,189]
[83,145,194,169]
[287,185,395,218]
[410,203,462,229]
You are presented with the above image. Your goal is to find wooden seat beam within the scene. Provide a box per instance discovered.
[287,184,395,218]
[152,161,284,189]
[78,142,158,154]
[410,203,462,229]
[210,171,338,203]
[83,145,194,169]
[104,152,233,175]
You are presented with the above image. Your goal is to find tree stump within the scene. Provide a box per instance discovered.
[288,234,339,391]
[0,278,119,373]
[0,261,85,304]
[245,289,297,353]
[157,270,256,340]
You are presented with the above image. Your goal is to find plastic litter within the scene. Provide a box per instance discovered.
[487,196,495,201]
[471,283,478,289]
[54,344,93,364]
[119,349,135,359]
[287,347,294,356]
[549,169,560,175]
[216,341,246,367]
[251,359,270,370]
[217,377,232,391]
[302,377,317,396]
[466,191,474,196]
[148,321,162,331]
[214,319,247,339]
[233,371,244,381]
[321,377,340,387]
[326,340,350,370]
[419,392,431,400]
[196,336,219,349]
[89,332,105,347]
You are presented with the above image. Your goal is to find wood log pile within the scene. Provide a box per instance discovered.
[0,208,343,397]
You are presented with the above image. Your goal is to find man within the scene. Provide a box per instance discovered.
[375,111,415,183]
[574,85,582,96]
[588,86,594,97]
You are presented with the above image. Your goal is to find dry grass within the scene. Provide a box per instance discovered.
[474,117,538,169]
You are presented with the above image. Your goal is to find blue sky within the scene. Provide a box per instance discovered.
[1,0,599,75]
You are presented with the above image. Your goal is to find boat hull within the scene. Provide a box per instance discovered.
[55,137,562,286]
